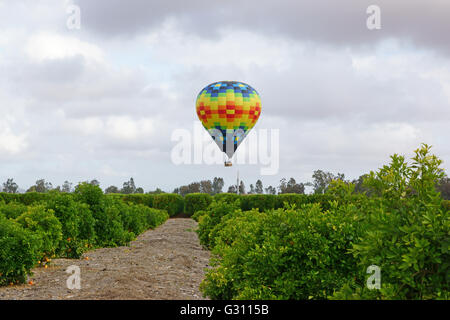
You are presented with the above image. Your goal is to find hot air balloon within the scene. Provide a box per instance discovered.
[196,81,261,166]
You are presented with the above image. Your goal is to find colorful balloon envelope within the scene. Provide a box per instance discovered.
[196,81,261,161]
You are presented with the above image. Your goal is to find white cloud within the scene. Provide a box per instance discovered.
[66,116,156,141]
[100,164,131,178]
[67,117,104,135]
[0,119,28,155]
[105,116,155,141]
[25,32,105,63]
[0,0,449,191]
[144,22,297,71]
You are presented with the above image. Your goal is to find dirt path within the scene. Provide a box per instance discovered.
[0,218,210,300]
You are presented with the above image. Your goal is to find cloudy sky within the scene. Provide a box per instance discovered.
[0,0,449,192]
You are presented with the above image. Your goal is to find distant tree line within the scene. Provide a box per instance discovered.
[173,177,225,196]
[2,172,450,200]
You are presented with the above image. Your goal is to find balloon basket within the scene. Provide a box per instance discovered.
[224,161,233,167]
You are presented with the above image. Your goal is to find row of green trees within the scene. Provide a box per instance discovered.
[0,183,169,286]
[173,172,450,200]
[3,171,450,200]
[193,144,449,299]
[1,178,157,195]
[173,177,225,196]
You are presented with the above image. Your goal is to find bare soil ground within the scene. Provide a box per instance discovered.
[0,218,210,300]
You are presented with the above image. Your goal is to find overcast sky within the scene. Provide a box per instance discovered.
[0,0,449,192]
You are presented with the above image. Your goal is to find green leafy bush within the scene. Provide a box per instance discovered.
[191,209,207,222]
[153,194,184,216]
[116,202,169,232]
[0,201,28,219]
[200,202,364,299]
[107,194,155,207]
[74,182,105,214]
[96,199,169,246]
[213,193,240,203]
[185,193,212,216]
[92,198,134,247]
[199,145,449,300]
[332,144,449,299]
[0,192,53,205]
[73,185,136,247]
[196,200,241,249]
[304,194,336,211]
[45,194,96,258]
[15,205,63,260]
[442,200,450,212]
[0,217,40,285]
[0,193,17,204]
[0,186,170,287]
[240,194,277,212]
[217,193,339,212]
[116,201,148,235]
[142,207,169,229]
[274,194,309,209]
